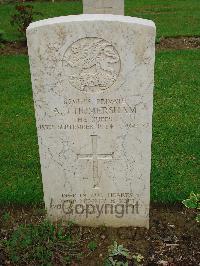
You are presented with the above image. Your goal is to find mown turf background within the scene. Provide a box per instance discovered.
[0,51,199,205]
[0,55,42,205]
[0,0,200,41]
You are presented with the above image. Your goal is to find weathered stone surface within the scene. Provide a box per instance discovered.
[83,0,124,15]
[27,14,156,228]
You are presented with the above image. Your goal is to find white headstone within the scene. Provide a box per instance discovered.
[27,14,156,228]
[83,0,124,15]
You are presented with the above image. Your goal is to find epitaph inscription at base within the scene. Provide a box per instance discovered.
[27,15,156,228]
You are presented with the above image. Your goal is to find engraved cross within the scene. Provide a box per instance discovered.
[77,135,114,188]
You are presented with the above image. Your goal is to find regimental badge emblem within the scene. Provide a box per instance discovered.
[62,37,121,93]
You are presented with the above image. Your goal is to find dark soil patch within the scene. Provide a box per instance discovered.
[0,204,199,265]
[0,41,27,56]
[157,36,200,50]
[0,37,200,56]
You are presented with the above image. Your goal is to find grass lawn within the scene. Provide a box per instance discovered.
[0,0,200,41]
[0,56,42,205]
[0,50,199,205]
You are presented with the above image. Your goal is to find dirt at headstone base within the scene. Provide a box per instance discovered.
[0,204,199,265]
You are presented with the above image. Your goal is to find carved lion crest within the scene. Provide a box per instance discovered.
[62,37,121,93]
